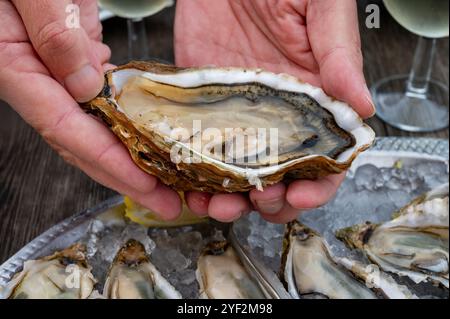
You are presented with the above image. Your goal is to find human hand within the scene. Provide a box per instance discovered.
[0,0,183,220]
[175,0,375,223]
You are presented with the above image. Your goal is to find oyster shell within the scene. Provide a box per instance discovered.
[197,241,265,299]
[228,229,292,299]
[1,244,96,299]
[281,221,378,299]
[196,233,290,299]
[337,258,418,299]
[103,239,182,299]
[336,183,449,288]
[84,61,374,192]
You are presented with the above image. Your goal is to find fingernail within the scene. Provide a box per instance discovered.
[218,211,243,223]
[364,89,376,117]
[197,192,212,208]
[255,198,284,215]
[64,64,103,103]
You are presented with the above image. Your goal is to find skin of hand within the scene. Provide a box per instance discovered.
[1,0,374,225]
[0,0,183,220]
[175,0,376,223]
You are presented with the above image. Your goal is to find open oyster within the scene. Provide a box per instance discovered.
[337,258,418,299]
[103,239,182,299]
[196,234,290,299]
[281,221,378,299]
[84,62,374,192]
[1,244,96,299]
[336,183,449,288]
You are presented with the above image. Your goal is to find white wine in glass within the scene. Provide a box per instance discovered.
[98,0,174,60]
[384,0,448,38]
[372,0,449,132]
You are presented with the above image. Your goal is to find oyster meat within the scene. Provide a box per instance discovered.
[84,62,374,192]
[281,221,379,299]
[103,239,182,299]
[196,237,289,299]
[1,244,96,299]
[336,183,449,288]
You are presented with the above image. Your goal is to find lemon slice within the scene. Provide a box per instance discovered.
[124,195,208,228]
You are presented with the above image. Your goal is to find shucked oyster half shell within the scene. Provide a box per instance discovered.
[1,244,96,299]
[196,230,290,299]
[196,241,267,299]
[281,221,418,299]
[103,239,182,299]
[281,221,378,299]
[336,183,449,288]
[84,61,375,193]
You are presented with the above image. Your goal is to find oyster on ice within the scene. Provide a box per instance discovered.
[84,62,374,192]
[336,183,449,288]
[337,258,418,299]
[103,239,182,299]
[196,238,289,299]
[1,244,96,299]
[282,221,381,299]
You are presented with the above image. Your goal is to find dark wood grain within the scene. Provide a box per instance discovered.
[0,2,448,264]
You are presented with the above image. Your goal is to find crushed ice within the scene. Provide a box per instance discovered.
[80,160,448,299]
[81,218,225,298]
[234,160,449,298]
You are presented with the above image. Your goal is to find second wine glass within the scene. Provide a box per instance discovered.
[372,0,449,132]
[98,0,174,60]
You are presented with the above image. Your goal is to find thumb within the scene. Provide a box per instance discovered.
[12,0,104,102]
[307,0,375,119]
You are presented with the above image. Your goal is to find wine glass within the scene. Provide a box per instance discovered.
[372,0,449,132]
[98,0,174,60]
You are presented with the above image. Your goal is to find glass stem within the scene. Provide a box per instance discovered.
[406,36,436,99]
[127,18,149,60]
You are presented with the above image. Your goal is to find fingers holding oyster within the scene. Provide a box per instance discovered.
[0,0,375,224]
[84,62,374,224]
[167,0,375,223]
[0,0,184,222]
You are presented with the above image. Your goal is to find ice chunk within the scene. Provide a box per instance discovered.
[146,224,225,299]
[233,213,284,272]
[415,162,449,188]
[354,164,383,191]
[120,222,156,254]
[84,219,105,258]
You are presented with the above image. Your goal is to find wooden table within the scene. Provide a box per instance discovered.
[0,2,448,263]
